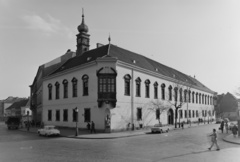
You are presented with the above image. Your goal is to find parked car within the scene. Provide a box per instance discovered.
[228,122,238,130]
[37,125,60,136]
[216,118,223,124]
[151,123,169,133]
[5,116,21,130]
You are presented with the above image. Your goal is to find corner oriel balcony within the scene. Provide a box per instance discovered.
[97,92,116,108]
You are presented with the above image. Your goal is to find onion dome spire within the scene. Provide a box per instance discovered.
[77,8,89,33]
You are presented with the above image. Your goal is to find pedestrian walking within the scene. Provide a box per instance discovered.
[87,122,90,131]
[181,121,184,129]
[225,122,229,133]
[232,124,238,137]
[220,121,224,133]
[91,121,96,133]
[208,129,220,151]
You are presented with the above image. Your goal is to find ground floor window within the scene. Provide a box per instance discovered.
[63,109,68,121]
[72,109,77,122]
[84,108,91,122]
[179,110,183,119]
[196,110,198,118]
[137,108,142,121]
[184,110,187,118]
[192,110,195,118]
[48,110,52,121]
[56,110,60,121]
[189,110,191,118]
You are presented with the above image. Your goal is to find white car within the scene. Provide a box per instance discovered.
[151,123,169,133]
[38,125,60,136]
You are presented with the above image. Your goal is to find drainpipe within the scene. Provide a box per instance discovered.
[131,69,134,130]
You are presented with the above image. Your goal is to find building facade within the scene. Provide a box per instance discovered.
[40,13,215,132]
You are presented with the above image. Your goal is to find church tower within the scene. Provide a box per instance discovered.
[76,9,90,56]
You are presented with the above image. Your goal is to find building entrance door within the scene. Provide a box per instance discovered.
[168,109,174,125]
[105,108,111,133]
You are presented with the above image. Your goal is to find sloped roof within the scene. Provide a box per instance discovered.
[51,44,214,93]
[6,99,28,110]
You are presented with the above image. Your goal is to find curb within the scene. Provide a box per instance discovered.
[222,136,240,145]
[67,133,146,139]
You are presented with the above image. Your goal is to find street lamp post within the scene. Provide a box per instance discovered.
[74,107,78,136]
[27,111,29,131]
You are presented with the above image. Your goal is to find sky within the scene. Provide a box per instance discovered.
[0,0,240,99]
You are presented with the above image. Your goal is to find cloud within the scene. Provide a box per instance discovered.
[22,14,73,38]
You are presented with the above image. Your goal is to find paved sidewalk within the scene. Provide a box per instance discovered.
[18,122,213,139]
[223,134,240,145]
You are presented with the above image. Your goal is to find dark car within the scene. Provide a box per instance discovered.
[5,116,21,130]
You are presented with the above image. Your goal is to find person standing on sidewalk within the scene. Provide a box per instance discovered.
[232,124,238,137]
[208,129,220,151]
[220,121,224,133]
[91,121,96,133]
[225,122,229,133]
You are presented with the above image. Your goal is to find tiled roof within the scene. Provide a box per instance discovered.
[51,44,214,93]
[6,99,28,110]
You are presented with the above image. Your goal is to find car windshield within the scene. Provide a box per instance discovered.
[154,124,161,127]
[45,126,55,129]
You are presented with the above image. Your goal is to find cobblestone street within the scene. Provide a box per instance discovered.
[0,122,239,162]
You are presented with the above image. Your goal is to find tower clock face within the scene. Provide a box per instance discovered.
[82,38,88,44]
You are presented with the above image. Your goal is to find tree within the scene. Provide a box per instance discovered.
[148,99,168,124]
[167,79,193,128]
[235,87,240,96]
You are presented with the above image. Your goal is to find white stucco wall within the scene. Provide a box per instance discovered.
[42,58,215,131]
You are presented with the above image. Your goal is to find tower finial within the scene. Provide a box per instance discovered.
[82,8,84,17]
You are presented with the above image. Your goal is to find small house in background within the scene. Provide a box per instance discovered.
[5,98,30,120]
[21,98,32,123]
[0,96,25,120]
[216,92,239,120]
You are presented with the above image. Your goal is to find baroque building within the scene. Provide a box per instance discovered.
[32,13,216,132]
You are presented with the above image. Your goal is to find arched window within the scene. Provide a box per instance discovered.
[205,95,207,105]
[168,85,172,101]
[202,94,204,104]
[124,74,131,96]
[55,82,60,99]
[174,87,178,102]
[82,75,89,96]
[208,95,210,105]
[188,90,191,103]
[135,77,141,97]
[179,88,183,102]
[154,82,158,99]
[145,79,150,98]
[199,93,201,104]
[192,91,195,103]
[184,90,187,102]
[161,84,165,100]
[196,93,198,104]
[72,77,78,97]
[48,84,52,100]
[62,79,68,98]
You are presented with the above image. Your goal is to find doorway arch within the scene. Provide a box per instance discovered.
[168,109,174,125]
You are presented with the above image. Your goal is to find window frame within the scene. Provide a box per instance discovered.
[72,77,78,98]
[124,74,131,96]
[62,79,68,98]
[82,75,89,96]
